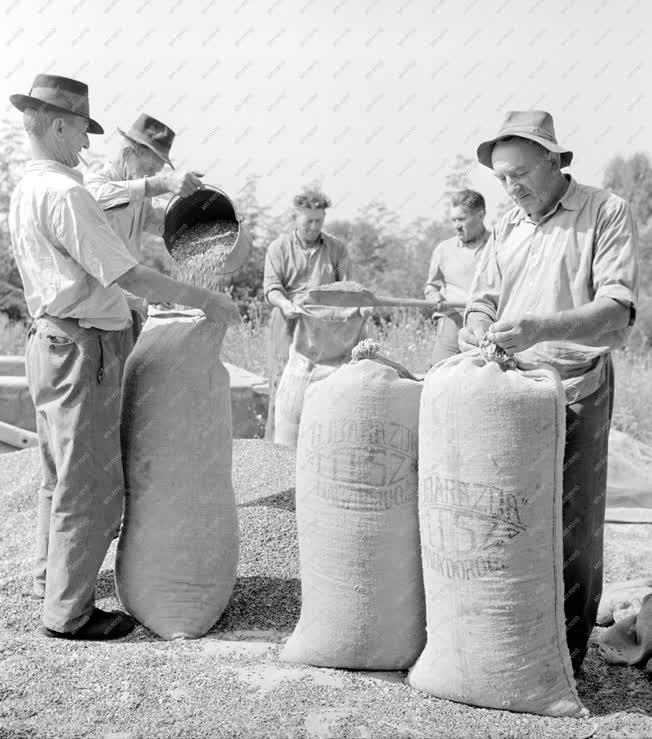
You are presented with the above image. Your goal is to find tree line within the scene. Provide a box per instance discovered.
[2,119,652,341]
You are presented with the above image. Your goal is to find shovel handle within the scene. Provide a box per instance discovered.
[373,297,436,307]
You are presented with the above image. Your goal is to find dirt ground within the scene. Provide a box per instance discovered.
[1,441,651,739]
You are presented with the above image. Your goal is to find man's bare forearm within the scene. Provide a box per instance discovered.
[266,288,292,312]
[465,310,493,333]
[144,175,171,198]
[537,298,631,344]
[116,264,212,310]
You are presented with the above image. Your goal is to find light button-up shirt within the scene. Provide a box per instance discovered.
[9,160,138,331]
[263,230,352,303]
[424,231,489,308]
[467,176,638,403]
[85,162,166,261]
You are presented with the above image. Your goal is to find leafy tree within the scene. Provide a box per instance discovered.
[0,119,29,288]
[444,154,475,192]
[603,152,652,229]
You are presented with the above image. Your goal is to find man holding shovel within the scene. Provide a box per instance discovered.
[85,114,203,345]
[459,110,639,671]
[9,74,240,640]
[263,188,352,440]
[424,189,489,364]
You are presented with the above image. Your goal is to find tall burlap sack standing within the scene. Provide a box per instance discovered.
[281,340,426,669]
[274,305,368,448]
[408,344,587,718]
[116,308,238,640]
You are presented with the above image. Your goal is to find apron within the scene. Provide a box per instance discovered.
[265,307,296,441]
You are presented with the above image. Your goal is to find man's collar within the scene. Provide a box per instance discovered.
[293,229,324,249]
[24,159,84,184]
[458,228,490,248]
[509,174,580,224]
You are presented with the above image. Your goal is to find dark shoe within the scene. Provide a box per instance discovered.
[41,608,136,641]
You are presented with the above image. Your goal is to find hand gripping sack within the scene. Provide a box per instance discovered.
[408,347,587,718]
[281,341,426,669]
[274,306,368,449]
[116,309,238,640]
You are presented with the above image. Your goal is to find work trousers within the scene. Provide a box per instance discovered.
[26,315,129,633]
[430,313,464,366]
[562,356,615,671]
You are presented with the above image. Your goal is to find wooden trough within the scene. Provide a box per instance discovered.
[0,355,269,452]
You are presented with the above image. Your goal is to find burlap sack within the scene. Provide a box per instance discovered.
[408,349,587,718]
[598,593,652,667]
[274,306,368,448]
[116,309,238,640]
[281,347,425,669]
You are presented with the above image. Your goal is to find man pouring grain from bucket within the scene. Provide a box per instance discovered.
[459,110,639,672]
[85,114,204,345]
[263,188,352,440]
[8,74,240,641]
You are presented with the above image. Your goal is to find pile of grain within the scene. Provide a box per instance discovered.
[312,281,368,293]
[170,220,238,291]
[306,281,377,308]
[2,444,652,737]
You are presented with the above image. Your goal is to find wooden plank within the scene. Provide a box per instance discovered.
[0,420,38,449]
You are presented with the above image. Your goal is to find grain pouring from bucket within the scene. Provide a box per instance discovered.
[164,185,250,293]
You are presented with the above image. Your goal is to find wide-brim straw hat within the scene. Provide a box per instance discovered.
[477,110,573,169]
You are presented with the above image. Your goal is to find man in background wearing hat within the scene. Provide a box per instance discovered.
[85,114,203,344]
[9,74,239,641]
[459,110,639,671]
[424,189,489,364]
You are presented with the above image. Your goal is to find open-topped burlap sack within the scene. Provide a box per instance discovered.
[117,309,238,640]
[274,305,368,448]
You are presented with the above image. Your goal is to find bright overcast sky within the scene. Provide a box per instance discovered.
[0,0,649,224]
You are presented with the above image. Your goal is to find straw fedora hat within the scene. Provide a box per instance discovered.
[477,110,573,169]
[118,114,175,168]
[10,74,103,134]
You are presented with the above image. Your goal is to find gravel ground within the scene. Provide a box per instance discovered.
[1,442,651,738]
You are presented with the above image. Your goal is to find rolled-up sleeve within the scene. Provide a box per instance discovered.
[53,186,138,288]
[465,230,501,323]
[263,238,286,301]
[143,198,166,235]
[593,195,639,326]
[424,243,444,300]
[85,172,147,210]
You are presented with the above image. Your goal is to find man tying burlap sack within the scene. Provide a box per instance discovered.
[460,110,639,672]
[8,74,240,640]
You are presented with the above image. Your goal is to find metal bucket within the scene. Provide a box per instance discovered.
[162,185,252,275]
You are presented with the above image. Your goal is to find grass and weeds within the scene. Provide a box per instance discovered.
[3,308,652,446]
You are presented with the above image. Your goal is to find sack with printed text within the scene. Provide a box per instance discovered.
[281,340,425,669]
[407,346,587,717]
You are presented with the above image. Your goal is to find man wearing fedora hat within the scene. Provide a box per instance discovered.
[8,74,240,641]
[85,114,204,344]
[459,110,639,671]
